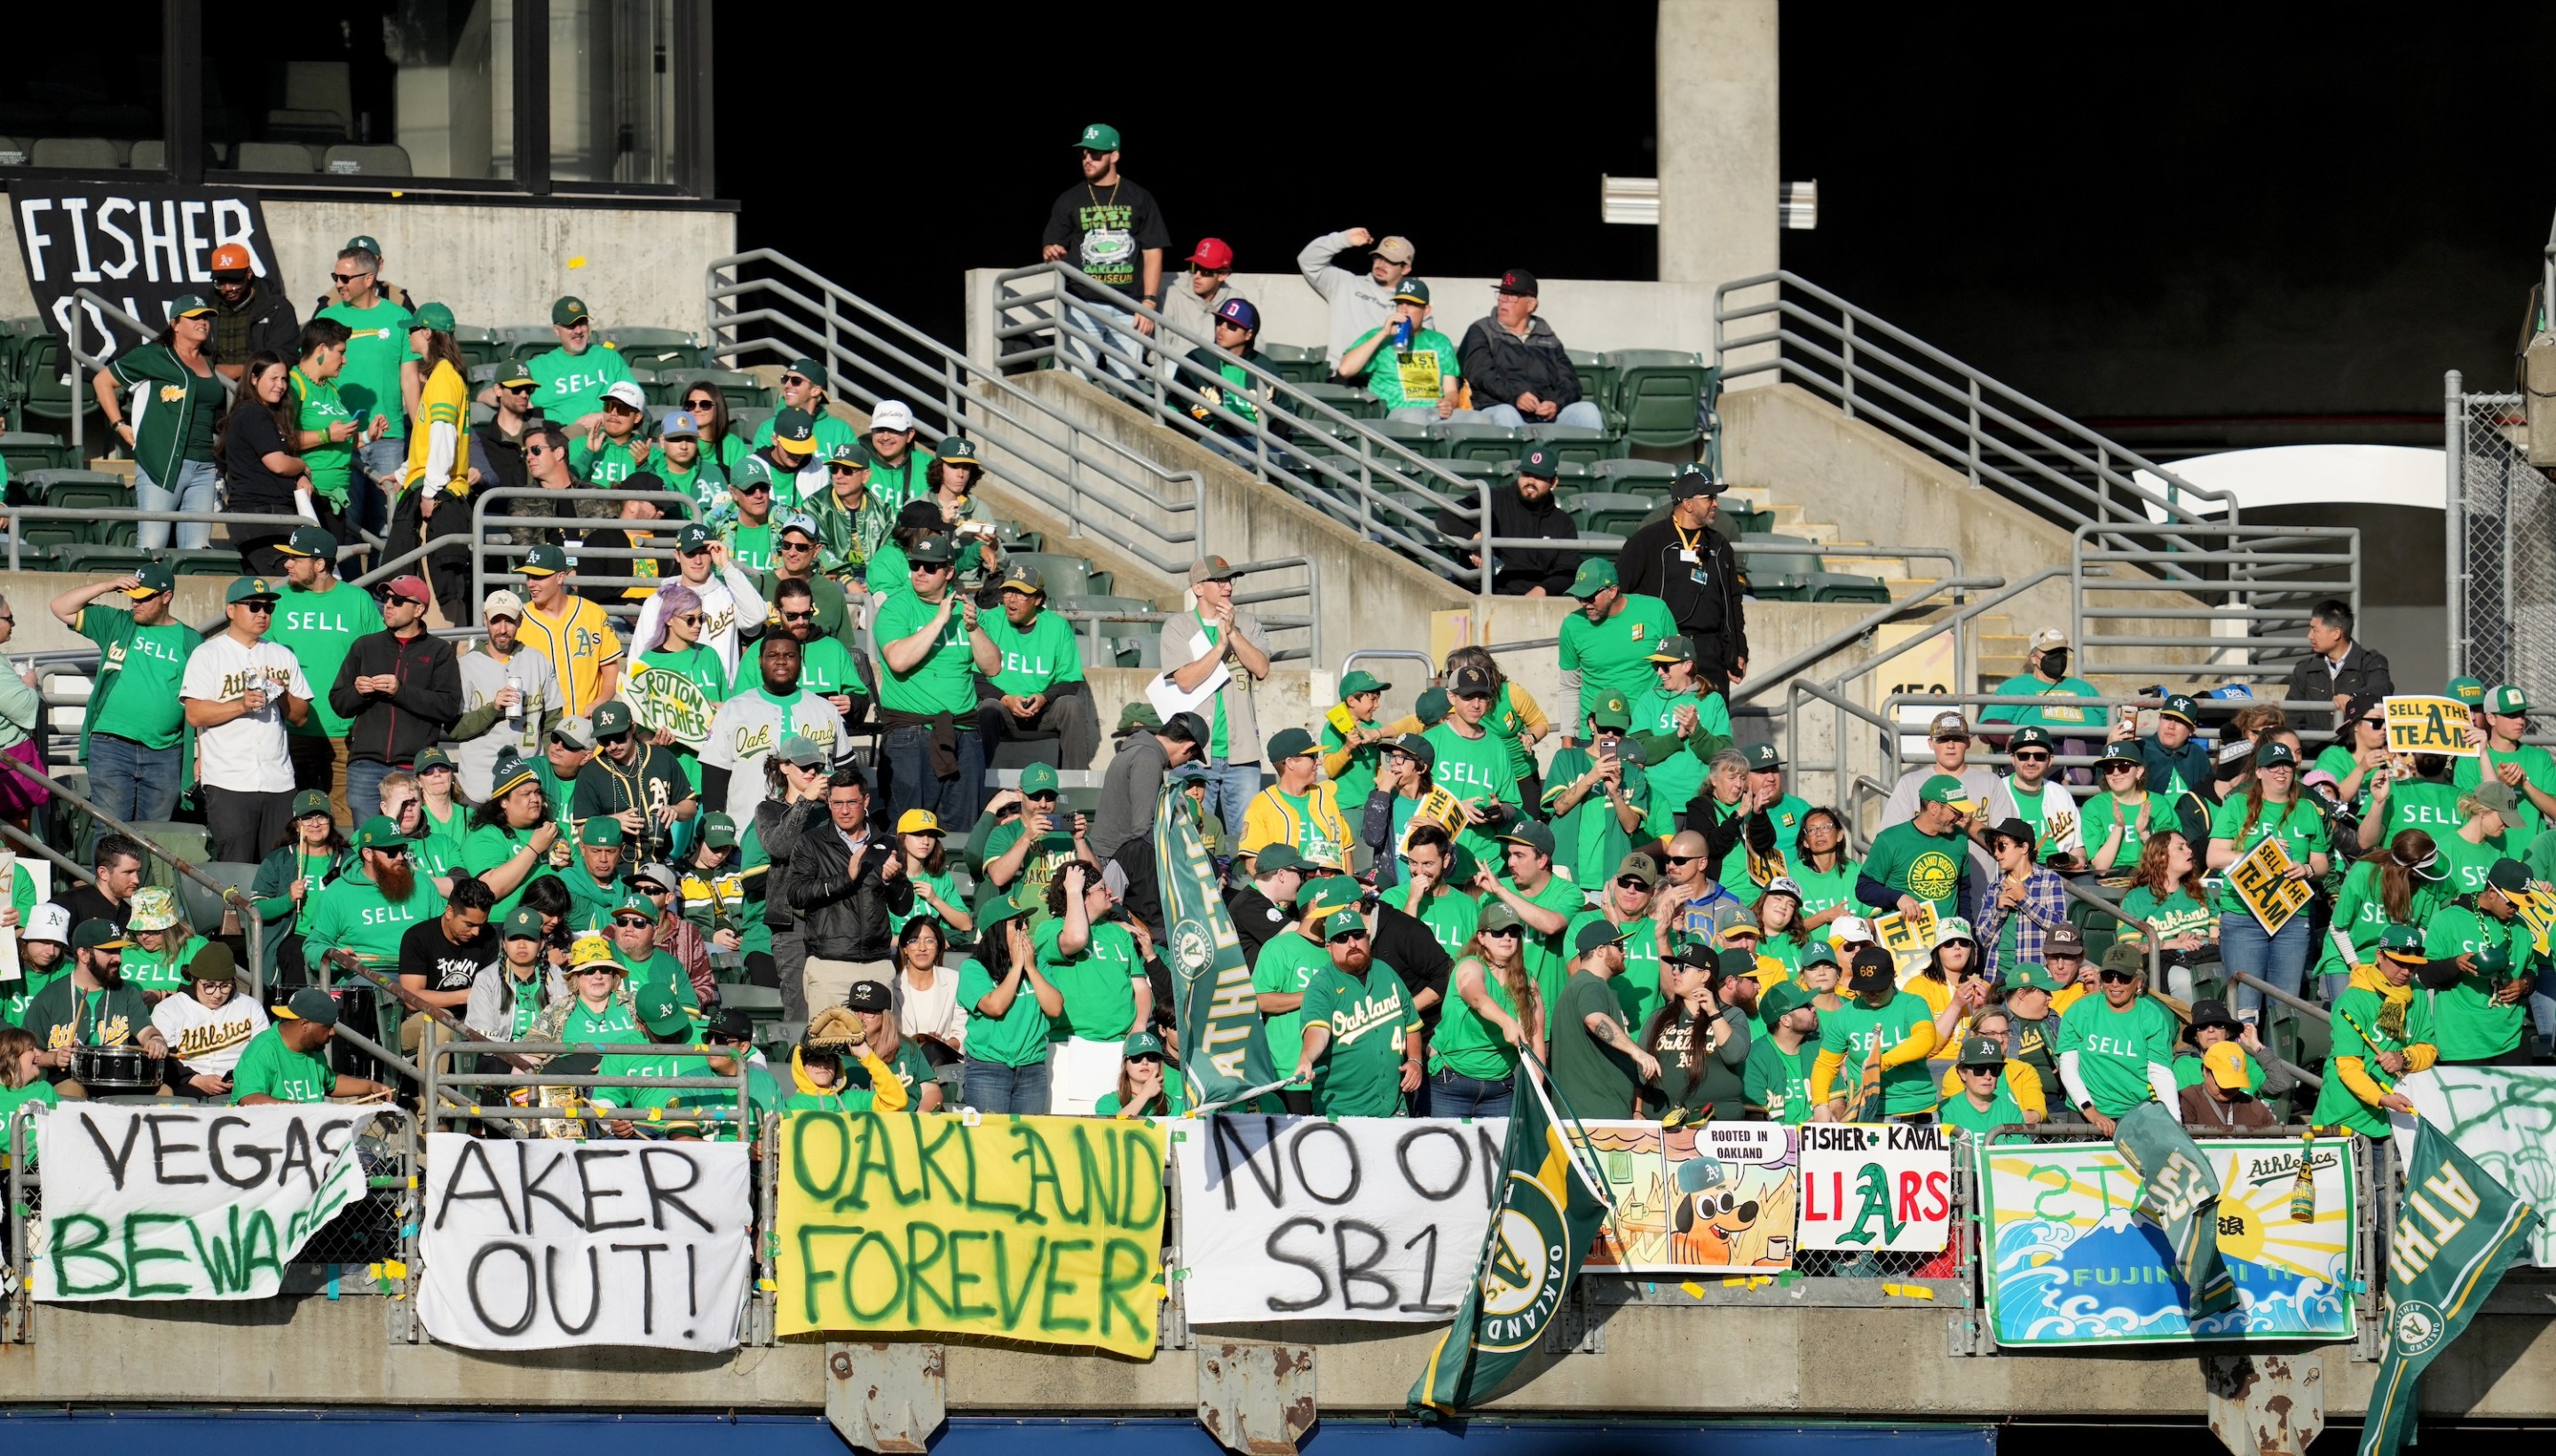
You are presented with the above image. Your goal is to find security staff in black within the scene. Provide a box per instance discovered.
[1616,465,1748,696]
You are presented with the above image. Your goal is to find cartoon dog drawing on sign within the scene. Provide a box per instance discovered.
[1668,1154,1787,1267]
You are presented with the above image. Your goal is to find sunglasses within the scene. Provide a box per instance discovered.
[612,916,653,928]
[781,539,818,552]
[330,271,371,284]
[1026,792,1059,806]
[1665,854,1701,865]
[525,445,554,458]
[1615,877,1653,892]
[580,967,619,978]
[2096,969,2136,984]
[674,612,704,626]
[2103,762,2137,774]
[2360,717,2385,728]
[1327,928,1370,944]
[782,610,816,621]
[596,732,632,747]
[1479,925,1523,940]
[501,383,532,395]
[643,885,674,897]
[371,846,409,859]
[780,374,809,387]
[1961,1064,2000,1077]
[238,602,274,614]
[1127,1053,1164,1066]
[2012,751,2051,763]
[738,483,773,495]
[912,561,953,574]
[684,396,719,410]
[1079,147,1110,160]
[827,464,862,476]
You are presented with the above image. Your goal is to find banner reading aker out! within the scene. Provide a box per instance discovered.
[775,1111,1167,1356]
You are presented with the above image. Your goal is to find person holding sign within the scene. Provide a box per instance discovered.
[2454,685,2556,838]
[1810,946,1937,1122]
[2206,742,2330,1023]
[234,988,388,1105]
[2356,748,2465,853]
[2054,948,2179,1134]
[2309,926,2437,1137]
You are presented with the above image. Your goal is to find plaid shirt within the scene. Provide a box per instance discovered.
[1977,864,2071,981]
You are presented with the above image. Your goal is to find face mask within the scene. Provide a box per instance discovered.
[2040,649,2071,677]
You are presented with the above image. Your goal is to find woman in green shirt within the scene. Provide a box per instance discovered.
[1426,908,1542,1116]
[2206,744,2330,1023]
[95,297,226,550]
[957,886,1061,1114]
[1752,879,1810,975]
[2117,830,2220,1002]
[1095,1030,1192,1117]
[2317,830,2451,1002]
[2081,743,2156,886]
[119,887,209,997]
[1788,807,1866,947]
[678,382,754,481]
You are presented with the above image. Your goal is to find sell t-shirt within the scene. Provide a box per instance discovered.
[1629,686,1733,839]
[462,822,557,920]
[524,342,636,427]
[982,610,1085,696]
[291,367,356,504]
[1743,1036,1817,1123]
[1863,822,1968,923]
[2206,795,2330,917]
[1429,958,1524,1081]
[229,1024,334,1102]
[268,581,383,739]
[2455,745,2556,840]
[1421,721,1521,868]
[1507,873,1593,1014]
[316,295,418,437]
[957,956,1051,1068]
[1251,931,1329,1090]
[1818,991,1937,1116]
[1298,958,1418,1117]
[76,603,193,751]
[182,633,312,793]
[2055,992,2177,1116]
[1032,917,1145,1043]
[2080,791,2158,875]
[1550,969,1643,1121]
[1558,594,1678,728]
[1979,673,2103,731]
[872,591,978,717]
[2422,903,2531,1062]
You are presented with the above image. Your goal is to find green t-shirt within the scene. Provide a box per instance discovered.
[462,822,557,920]
[524,341,636,426]
[1251,931,1329,1091]
[1542,744,1650,892]
[1550,969,1643,1121]
[1299,958,1417,1116]
[301,866,446,970]
[2422,904,2531,1062]
[723,520,779,577]
[2434,831,2501,899]
[269,581,385,739]
[1096,1080,1194,1117]
[1978,673,2103,731]
[316,296,418,437]
[1032,917,1144,1042]
[1321,714,1388,820]
[1348,324,1462,411]
[2378,778,2466,846]
[559,996,641,1046]
[1789,856,1866,946]
[1743,1036,1817,1123]
[229,1025,334,1103]
[2315,861,2452,980]
[1411,885,1482,968]
[872,590,978,717]
[1422,720,1521,867]
[1507,873,1592,1014]
[292,368,356,503]
[568,434,651,489]
[2205,795,2330,917]
[957,956,1052,1068]
[1558,594,1679,728]
[982,818,1078,910]
[2310,983,2434,1137]
[982,610,1085,696]
[2081,791,2159,875]
[77,604,193,750]
[1936,1081,2027,1136]
[1818,991,1937,1115]
[2055,992,2177,1116]
[2455,745,2556,840]
[120,933,208,995]
[1429,957,1524,1081]
[888,865,964,940]
[644,641,733,710]
[1864,822,1968,922]
[1718,793,1812,905]
[1629,685,1732,840]
[732,634,863,705]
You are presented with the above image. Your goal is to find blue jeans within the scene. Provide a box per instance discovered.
[85,732,181,823]
[1202,757,1262,841]
[2221,910,2311,1023]
[346,758,394,822]
[352,436,406,544]
[962,1055,1051,1114]
[1061,299,1146,390]
[1479,400,1607,432]
[1427,1067,1514,1117]
[882,723,986,835]
[135,458,219,550]
[1388,405,1485,424]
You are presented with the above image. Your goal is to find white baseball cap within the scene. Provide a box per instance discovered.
[602,381,649,412]
[2029,628,2069,651]
[1830,914,1875,944]
[870,400,916,433]
[25,901,70,945]
[483,589,525,621]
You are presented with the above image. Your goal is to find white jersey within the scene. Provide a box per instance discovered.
[182,633,312,793]
[454,643,562,801]
[150,993,271,1075]
[699,688,847,824]
[631,562,768,678]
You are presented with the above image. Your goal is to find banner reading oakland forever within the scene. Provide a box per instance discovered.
[776,1110,1166,1355]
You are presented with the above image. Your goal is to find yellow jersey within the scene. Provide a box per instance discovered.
[517,594,624,718]
[403,359,470,494]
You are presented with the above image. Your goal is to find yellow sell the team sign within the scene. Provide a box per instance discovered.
[2227,835,2313,936]
[2384,696,2477,759]
[776,1112,1165,1355]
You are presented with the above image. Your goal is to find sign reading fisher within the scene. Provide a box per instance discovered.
[2384,695,2475,759]
[34,1104,379,1301]
[415,1133,753,1351]
[2227,835,2313,936]
[1797,1122,1952,1254]
[11,185,279,361]
[623,665,715,749]
[776,1111,1166,1355]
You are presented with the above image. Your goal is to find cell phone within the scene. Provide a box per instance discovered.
[2118,704,2139,725]
[1598,738,1621,760]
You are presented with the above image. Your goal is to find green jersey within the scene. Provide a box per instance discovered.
[1299,958,1418,1116]
[1542,744,1649,892]
[2310,983,2434,1137]
[956,956,1050,1068]
[1032,917,1145,1042]
[2422,904,2531,1062]
[230,1025,335,1103]
[1321,713,1389,818]
[2055,992,2177,1116]
[107,343,225,484]
[982,610,1085,696]
[1818,991,1937,1116]
[269,581,384,739]
[1864,822,1968,922]
[1558,594,1678,728]
[316,296,417,437]
[1743,1036,1817,1123]
[2206,795,2329,917]
[1251,931,1329,1090]
[291,367,357,503]
[523,341,635,426]
[76,603,193,750]
[1428,957,1523,1081]
[2119,885,2217,948]
[872,590,977,716]
[1629,684,1732,839]
[888,866,964,940]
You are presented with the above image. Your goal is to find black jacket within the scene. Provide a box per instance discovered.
[1369,901,1454,1034]
[1618,515,1748,673]
[784,806,911,963]
[2283,643,2394,716]
[1456,315,1586,412]
[753,797,819,931]
[212,282,302,367]
[1224,884,1294,964]
[330,627,462,767]
[1465,484,1582,595]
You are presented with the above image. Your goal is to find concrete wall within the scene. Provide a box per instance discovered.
[1656,0,1780,293]
[0,196,735,334]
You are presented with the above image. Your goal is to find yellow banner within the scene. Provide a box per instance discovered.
[2227,835,2313,935]
[775,1112,1167,1355]
[2385,695,2476,758]
[1872,902,1939,983]
[2511,885,2556,957]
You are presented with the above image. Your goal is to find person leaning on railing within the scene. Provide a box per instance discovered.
[2308,926,2436,1137]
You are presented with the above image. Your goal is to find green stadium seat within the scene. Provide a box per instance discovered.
[122,822,215,893]
[603,328,708,373]
[1739,531,1823,602]
[28,470,128,516]
[697,367,772,413]
[1521,423,1608,470]
[990,519,1044,553]
[1586,458,1677,499]
[1608,350,1714,452]
[1289,382,1383,422]
[11,520,81,554]
[1722,504,1774,538]
[1567,350,1621,423]
[1371,420,1438,459]
[455,327,505,371]
[0,431,68,483]
[49,544,154,576]
[1807,575,1895,605]
[1262,343,1329,387]
[1568,492,1663,539]
[166,549,241,577]
[13,334,96,434]
[1086,570,1114,595]
[1003,553,1094,600]
[728,405,775,442]
[1435,423,1524,465]
[494,324,556,350]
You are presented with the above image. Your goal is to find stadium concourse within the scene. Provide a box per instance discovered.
[0,120,2551,1456]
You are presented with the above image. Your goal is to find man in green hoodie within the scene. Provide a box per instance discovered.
[302,815,450,975]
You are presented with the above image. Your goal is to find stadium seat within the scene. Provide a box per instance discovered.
[1738,532,1823,602]
[1808,574,1895,605]
[0,432,69,485]
[1587,457,1676,500]
[455,327,505,370]
[1521,423,1608,470]
[728,405,775,442]
[1003,553,1095,600]
[31,137,127,169]
[1435,423,1524,465]
[166,549,241,577]
[26,470,127,516]
[1289,382,1383,422]
[122,822,215,892]
[494,325,558,350]
[1723,504,1775,537]
[1609,350,1715,452]
[1262,343,1330,387]
[180,862,263,934]
[1568,492,1665,539]
[697,367,772,413]
[232,141,318,173]
[13,335,98,435]
[1567,350,1621,422]
[989,519,1043,553]
[0,138,26,167]
[604,328,708,373]
[49,544,154,576]
[320,143,413,176]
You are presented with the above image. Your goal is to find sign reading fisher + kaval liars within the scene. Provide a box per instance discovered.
[34,1104,379,1301]
[2227,834,2312,936]
[1796,1122,1953,1255]
[1976,1135,2356,1346]
[415,1133,753,1352]
[777,1111,1167,1355]
[623,665,715,748]
[1174,1114,1506,1324]
[1579,1120,1797,1271]
[2385,695,2476,758]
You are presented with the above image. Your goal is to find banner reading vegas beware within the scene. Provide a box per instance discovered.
[775,1110,1166,1355]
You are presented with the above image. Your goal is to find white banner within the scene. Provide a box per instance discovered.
[33,1104,380,1301]
[1796,1122,1954,1253]
[1173,1114,1506,1324]
[2392,1067,2556,1267]
[416,1132,752,1350]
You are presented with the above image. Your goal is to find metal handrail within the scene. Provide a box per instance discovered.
[0,506,312,571]
[1734,575,2008,705]
[60,288,172,460]
[466,484,690,610]
[1713,272,2237,546]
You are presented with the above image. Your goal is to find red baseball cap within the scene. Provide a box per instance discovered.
[382,575,431,604]
[1187,238,1235,270]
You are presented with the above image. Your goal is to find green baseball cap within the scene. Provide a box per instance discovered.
[635,984,690,1036]
[579,818,624,846]
[702,811,738,850]
[1123,1029,1166,1059]
[1919,774,1978,811]
[1002,563,1047,595]
[276,986,339,1026]
[1568,557,1619,599]
[496,358,538,389]
[1478,901,1524,935]
[975,882,1033,927]
[1253,844,1313,875]
[770,407,818,456]
[1076,122,1122,151]
[786,357,829,390]
[2159,694,2199,726]
[2378,924,2425,956]
[1800,940,1840,969]
[1116,702,1163,736]
[938,436,979,466]
[413,302,456,333]
[906,533,956,564]
[676,522,714,552]
[1021,761,1061,796]
[2489,684,2530,715]
[1302,874,1363,918]
[518,542,569,576]
[616,890,659,919]
[591,701,635,736]
[2489,858,2534,894]
[1574,919,1629,956]
[1389,732,1436,768]
[1413,689,1450,727]
[1757,980,1814,1021]
[343,234,383,256]
[1742,742,1782,770]
[123,563,176,598]
[829,438,872,468]
[169,293,215,319]
[290,789,333,820]
[414,746,454,775]
[1268,727,1319,759]
[2008,725,2055,752]
[1338,669,1390,697]
[351,815,405,850]
[552,295,591,326]
[502,907,546,940]
[2007,962,2065,993]
[1497,821,1556,858]
[278,524,336,558]
[2446,676,2486,706]
[1392,279,1432,306]
[225,575,280,604]
[1955,1034,2006,1069]
[1589,692,1633,731]
[1646,634,1697,665]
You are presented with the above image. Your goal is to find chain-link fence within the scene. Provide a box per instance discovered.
[2450,391,2556,702]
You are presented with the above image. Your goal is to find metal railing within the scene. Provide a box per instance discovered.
[0,507,314,571]
[466,484,690,613]
[1713,272,2238,562]
[2071,522,2360,685]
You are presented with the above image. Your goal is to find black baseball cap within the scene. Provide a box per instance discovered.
[1495,269,1539,298]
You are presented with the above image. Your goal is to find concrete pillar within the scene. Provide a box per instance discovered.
[1656,0,1779,290]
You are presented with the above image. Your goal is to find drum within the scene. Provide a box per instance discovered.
[72,1044,163,1093]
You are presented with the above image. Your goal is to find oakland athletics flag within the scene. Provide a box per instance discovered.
[2113,1103,2240,1318]
[1412,1061,1610,1413]
[1156,783,1277,1108]
[2359,1122,2542,1456]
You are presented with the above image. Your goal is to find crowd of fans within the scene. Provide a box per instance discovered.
[0,130,2534,1153]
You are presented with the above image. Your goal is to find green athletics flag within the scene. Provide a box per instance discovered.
[2359,1122,2543,1456]
[1156,783,1279,1109]
[2112,1102,2241,1319]
[1412,1059,1612,1413]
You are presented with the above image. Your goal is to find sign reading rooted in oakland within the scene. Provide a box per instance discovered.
[415,1133,753,1351]
[776,1111,1167,1355]
[34,1104,380,1302]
